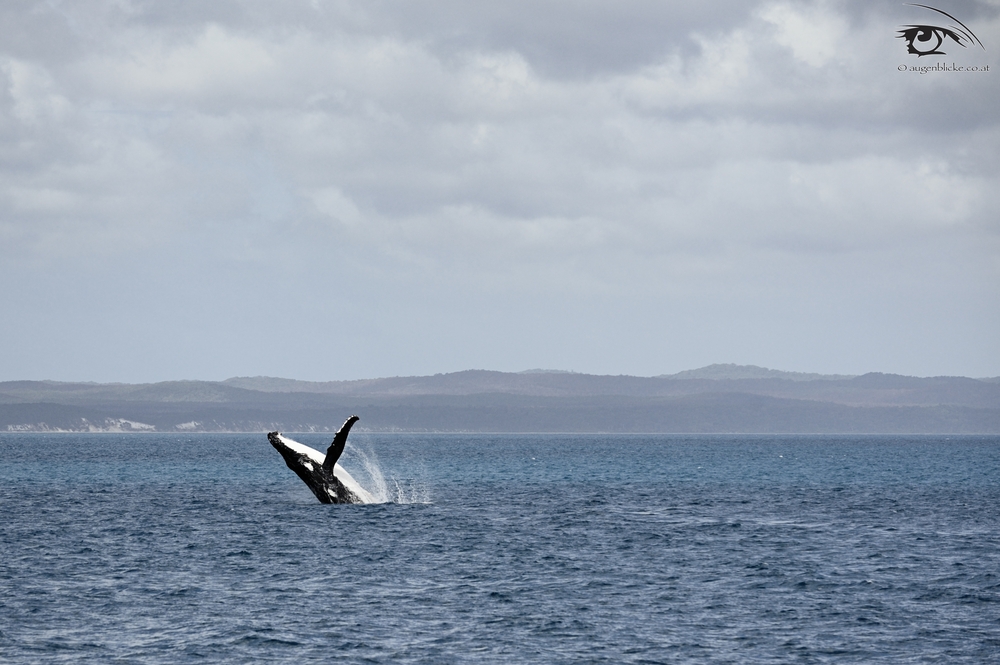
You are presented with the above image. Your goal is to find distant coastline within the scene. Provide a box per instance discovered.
[2,365,999,434]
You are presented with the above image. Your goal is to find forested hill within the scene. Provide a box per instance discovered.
[1,365,998,433]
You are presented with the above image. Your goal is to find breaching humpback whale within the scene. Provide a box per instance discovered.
[267,415,376,504]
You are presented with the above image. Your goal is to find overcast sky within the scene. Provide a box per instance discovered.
[1,0,998,382]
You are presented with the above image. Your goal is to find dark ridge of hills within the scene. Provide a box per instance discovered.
[1,365,998,433]
[217,368,1000,406]
[660,363,856,381]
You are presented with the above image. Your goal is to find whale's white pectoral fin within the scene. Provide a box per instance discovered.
[268,417,375,504]
[274,433,325,465]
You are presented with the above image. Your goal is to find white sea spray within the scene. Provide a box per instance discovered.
[344,441,431,504]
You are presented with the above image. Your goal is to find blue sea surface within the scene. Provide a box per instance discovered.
[1,433,999,663]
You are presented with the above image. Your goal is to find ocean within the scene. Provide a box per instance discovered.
[1,432,998,663]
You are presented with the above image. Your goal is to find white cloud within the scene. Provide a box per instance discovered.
[95,24,277,100]
[759,2,849,67]
[311,186,364,226]
[5,58,72,123]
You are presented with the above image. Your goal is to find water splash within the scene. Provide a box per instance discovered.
[343,442,431,504]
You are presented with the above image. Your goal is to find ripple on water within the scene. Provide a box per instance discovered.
[0,433,998,663]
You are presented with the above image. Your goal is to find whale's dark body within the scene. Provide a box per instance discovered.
[267,415,374,504]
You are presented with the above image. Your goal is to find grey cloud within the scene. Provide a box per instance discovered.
[1,0,998,381]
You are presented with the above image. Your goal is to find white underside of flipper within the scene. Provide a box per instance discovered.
[274,433,377,504]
